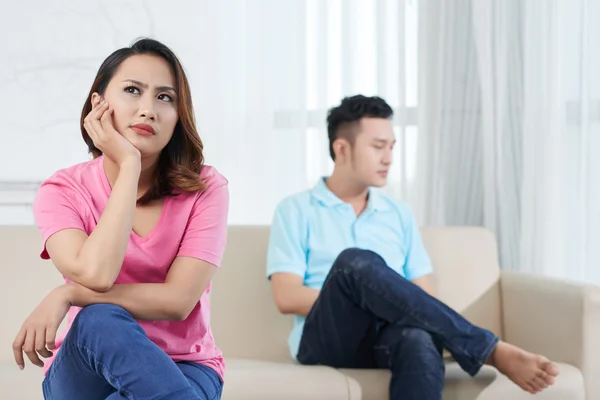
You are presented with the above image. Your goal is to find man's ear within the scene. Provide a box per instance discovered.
[332,138,350,162]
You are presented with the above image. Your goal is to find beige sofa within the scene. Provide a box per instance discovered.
[1,226,598,399]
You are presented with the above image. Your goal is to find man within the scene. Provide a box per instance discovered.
[266,95,559,399]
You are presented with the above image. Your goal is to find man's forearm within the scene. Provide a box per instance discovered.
[66,282,189,321]
[286,286,320,317]
[411,275,437,298]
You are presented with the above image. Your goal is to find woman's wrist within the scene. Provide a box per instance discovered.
[58,283,77,306]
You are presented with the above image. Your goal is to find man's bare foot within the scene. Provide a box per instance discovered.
[487,341,560,394]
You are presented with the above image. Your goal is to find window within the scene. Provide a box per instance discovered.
[304,0,419,202]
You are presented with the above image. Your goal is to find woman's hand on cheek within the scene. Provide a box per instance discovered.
[84,95,141,168]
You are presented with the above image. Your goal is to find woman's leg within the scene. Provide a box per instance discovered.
[42,304,201,400]
[103,363,222,400]
[176,362,223,400]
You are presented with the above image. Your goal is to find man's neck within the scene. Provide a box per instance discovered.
[326,170,369,215]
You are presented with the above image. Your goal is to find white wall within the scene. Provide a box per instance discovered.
[0,1,230,225]
[0,0,418,226]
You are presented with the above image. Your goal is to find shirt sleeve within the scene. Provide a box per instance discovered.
[266,199,308,279]
[177,182,229,267]
[33,181,86,260]
[402,208,433,280]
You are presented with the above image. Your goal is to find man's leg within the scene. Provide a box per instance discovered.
[300,248,557,394]
[42,304,201,400]
[374,324,445,400]
[297,265,381,369]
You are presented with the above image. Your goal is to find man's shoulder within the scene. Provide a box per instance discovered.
[374,190,415,218]
[274,189,313,216]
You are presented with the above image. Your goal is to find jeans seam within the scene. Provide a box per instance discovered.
[210,388,222,400]
[182,362,223,400]
[41,343,133,399]
[344,267,475,359]
[43,343,76,385]
[204,366,223,399]
[82,344,135,400]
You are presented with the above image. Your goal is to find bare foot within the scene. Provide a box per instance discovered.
[487,341,560,394]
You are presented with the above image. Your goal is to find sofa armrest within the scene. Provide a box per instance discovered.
[500,270,600,398]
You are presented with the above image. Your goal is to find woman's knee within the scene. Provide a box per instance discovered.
[72,304,132,332]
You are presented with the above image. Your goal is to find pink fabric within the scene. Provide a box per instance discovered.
[32,155,229,381]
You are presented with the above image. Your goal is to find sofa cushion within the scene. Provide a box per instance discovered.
[340,361,497,400]
[222,359,358,400]
[339,361,582,400]
[476,363,584,400]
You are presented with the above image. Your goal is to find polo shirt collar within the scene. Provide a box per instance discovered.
[310,177,390,212]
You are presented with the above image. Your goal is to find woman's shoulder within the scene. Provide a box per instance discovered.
[39,157,102,192]
[199,165,228,190]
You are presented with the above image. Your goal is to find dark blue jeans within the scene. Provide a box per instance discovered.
[42,304,223,400]
[297,248,499,400]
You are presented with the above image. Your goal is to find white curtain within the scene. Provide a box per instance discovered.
[194,0,420,224]
[519,0,600,281]
[419,0,600,283]
[0,0,418,226]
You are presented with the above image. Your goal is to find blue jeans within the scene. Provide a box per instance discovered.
[297,248,499,400]
[42,304,223,400]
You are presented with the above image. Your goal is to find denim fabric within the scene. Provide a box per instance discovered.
[297,248,499,400]
[42,304,223,400]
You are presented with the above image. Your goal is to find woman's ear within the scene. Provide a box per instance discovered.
[90,92,103,107]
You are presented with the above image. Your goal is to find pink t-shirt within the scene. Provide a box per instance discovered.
[32,155,229,380]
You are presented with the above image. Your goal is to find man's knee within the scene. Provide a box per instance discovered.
[333,248,385,272]
[390,327,443,364]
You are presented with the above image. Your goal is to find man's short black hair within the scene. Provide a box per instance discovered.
[326,95,394,161]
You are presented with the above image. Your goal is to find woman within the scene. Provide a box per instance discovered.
[12,38,228,400]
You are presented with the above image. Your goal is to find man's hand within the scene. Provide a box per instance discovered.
[12,285,72,369]
[411,274,436,298]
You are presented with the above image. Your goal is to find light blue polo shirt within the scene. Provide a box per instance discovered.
[266,177,433,359]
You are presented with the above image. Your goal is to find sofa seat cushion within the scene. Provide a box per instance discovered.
[476,363,584,400]
[340,361,497,400]
[222,358,358,400]
[339,361,583,400]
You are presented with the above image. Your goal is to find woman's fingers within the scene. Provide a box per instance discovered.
[89,102,109,137]
[83,119,98,142]
[92,99,109,119]
[12,328,26,369]
[46,323,57,351]
[22,329,44,367]
[84,98,106,141]
[100,107,116,134]
[35,327,53,359]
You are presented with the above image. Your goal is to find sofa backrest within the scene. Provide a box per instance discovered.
[0,225,503,364]
[210,226,504,362]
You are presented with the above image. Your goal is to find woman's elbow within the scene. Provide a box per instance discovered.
[75,270,114,293]
[171,299,197,321]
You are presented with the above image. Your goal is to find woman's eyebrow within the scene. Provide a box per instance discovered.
[123,79,176,93]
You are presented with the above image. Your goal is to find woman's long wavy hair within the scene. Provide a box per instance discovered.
[80,38,206,205]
